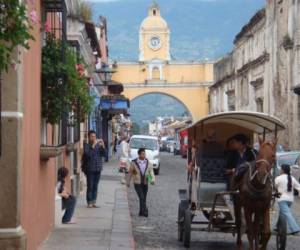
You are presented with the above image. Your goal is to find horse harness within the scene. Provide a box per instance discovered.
[243,160,273,201]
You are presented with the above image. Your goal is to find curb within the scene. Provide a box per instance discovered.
[109,186,136,250]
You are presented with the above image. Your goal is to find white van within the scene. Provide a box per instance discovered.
[129,135,161,175]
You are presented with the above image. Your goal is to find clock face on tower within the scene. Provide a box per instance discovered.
[149,36,161,50]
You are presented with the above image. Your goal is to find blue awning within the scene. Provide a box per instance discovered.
[100,96,130,113]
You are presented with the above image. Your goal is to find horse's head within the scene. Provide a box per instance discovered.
[255,137,277,184]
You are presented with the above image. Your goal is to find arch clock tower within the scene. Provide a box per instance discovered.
[139,1,171,62]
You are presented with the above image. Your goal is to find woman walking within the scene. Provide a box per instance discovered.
[275,164,300,235]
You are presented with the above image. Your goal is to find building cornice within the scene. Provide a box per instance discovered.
[123,82,213,88]
[237,52,269,75]
[113,60,214,66]
[210,52,269,90]
[250,77,264,88]
[210,72,235,89]
[234,8,266,44]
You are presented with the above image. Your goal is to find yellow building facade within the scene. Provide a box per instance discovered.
[112,2,213,122]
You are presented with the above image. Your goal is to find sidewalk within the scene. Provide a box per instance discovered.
[39,159,135,250]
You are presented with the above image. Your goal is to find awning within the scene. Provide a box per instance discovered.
[188,111,285,134]
[100,95,130,114]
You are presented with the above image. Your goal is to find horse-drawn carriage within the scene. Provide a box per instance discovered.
[177,111,287,249]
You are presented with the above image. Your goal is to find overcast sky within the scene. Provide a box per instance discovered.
[87,0,265,60]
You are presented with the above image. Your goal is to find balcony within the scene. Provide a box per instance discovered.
[145,79,167,84]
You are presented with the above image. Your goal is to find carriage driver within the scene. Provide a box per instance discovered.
[226,133,257,189]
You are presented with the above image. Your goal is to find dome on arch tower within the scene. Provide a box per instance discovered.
[140,2,169,31]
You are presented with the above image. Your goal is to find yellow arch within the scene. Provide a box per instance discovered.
[124,86,210,122]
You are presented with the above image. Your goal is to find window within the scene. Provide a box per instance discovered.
[153,9,156,16]
[41,0,68,146]
[228,100,236,111]
[59,113,68,145]
[256,98,263,112]
[241,77,249,106]
[226,90,236,111]
[152,67,160,80]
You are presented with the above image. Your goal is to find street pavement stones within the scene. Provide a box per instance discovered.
[39,158,135,250]
[129,153,300,250]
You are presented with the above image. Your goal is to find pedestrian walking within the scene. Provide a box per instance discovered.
[82,130,106,208]
[275,164,300,235]
[113,136,118,156]
[119,136,130,173]
[128,148,155,217]
[57,166,77,224]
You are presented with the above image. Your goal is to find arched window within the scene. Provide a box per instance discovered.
[152,67,160,79]
[153,9,156,16]
[256,98,263,112]
[241,76,249,106]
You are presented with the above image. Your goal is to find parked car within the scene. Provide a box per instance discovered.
[276,151,300,181]
[166,139,175,153]
[160,136,174,152]
[129,135,161,175]
[160,136,169,152]
[174,140,181,155]
[276,144,286,153]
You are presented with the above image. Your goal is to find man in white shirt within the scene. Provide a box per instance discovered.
[137,158,147,175]
[275,164,300,234]
[129,148,155,217]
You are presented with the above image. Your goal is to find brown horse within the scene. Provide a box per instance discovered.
[235,138,277,250]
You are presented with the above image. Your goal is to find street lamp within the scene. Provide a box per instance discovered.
[94,65,116,86]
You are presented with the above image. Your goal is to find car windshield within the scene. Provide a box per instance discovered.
[277,153,299,166]
[130,138,158,150]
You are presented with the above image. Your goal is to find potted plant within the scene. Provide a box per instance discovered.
[40,33,94,160]
[40,145,64,161]
[0,1,35,73]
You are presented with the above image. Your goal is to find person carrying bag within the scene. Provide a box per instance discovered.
[127,148,155,217]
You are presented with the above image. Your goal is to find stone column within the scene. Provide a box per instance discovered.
[0,49,26,249]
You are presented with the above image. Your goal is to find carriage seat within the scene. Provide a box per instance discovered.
[197,157,227,208]
[200,157,227,183]
[195,141,227,207]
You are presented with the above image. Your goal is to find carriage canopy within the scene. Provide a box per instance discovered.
[188,111,285,134]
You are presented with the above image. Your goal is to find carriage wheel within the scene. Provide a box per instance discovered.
[183,209,192,248]
[177,202,185,241]
[276,214,287,250]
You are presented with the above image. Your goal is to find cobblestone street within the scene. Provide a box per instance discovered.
[128,153,300,250]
